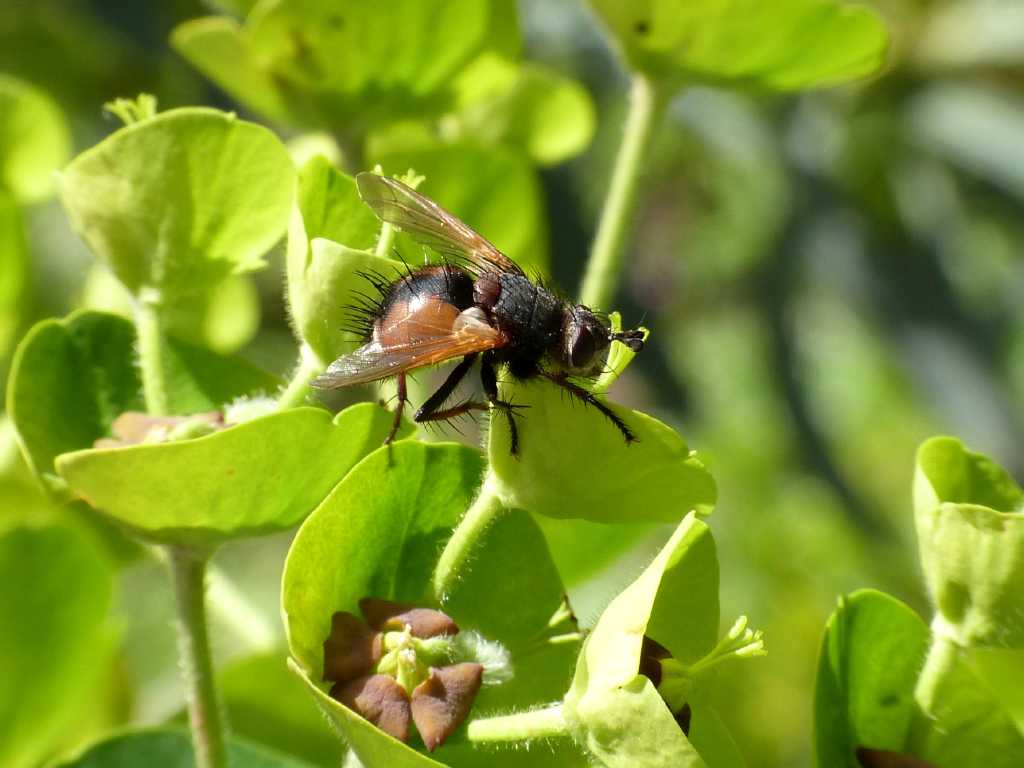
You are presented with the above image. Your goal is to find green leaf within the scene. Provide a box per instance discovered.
[285,156,386,363]
[585,0,888,91]
[488,377,716,524]
[59,107,295,302]
[56,404,406,547]
[424,509,590,767]
[0,74,70,204]
[283,441,484,678]
[914,638,1024,768]
[7,310,279,488]
[813,589,929,768]
[0,523,113,768]
[916,436,1023,513]
[563,514,721,766]
[369,142,549,275]
[283,442,485,763]
[0,193,26,362]
[57,727,315,767]
[914,437,1024,647]
[450,54,596,166]
[219,652,344,767]
[171,18,293,125]
[175,0,494,131]
[571,676,704,768]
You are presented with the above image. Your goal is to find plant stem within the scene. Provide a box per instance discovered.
[135,290,169,416]
[277,343,324,410]
[907,628,959,755]
[578,74,666,310]
[432,474,505,602]
[169,546,228,768]
[374,221,397,259]
[467,705,570,744]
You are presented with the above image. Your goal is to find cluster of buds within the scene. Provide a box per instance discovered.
[323,598,486,751]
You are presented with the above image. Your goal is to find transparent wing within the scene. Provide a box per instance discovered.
[356,172,525,276]
[312,308,507,389]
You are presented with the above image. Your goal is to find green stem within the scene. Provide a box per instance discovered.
[578,74,666,309]
[466,705,570,744]
[375,221,397,259]
[277,343,325,410]
[135,291,169,416]
[907,629,959,755]
[432,474,506,602]
[168,547,228,768]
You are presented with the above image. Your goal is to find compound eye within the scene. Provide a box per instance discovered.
[569,326,598,369]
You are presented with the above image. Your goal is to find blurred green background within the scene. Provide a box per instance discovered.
[2,0,1022,766]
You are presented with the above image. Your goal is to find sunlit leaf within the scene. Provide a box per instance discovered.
[0,523,113,768]
[7,311,279,489]
[57,404,407,547]
[914,437,1024,647]
[563,514,722,766]
[488,377,716,524]
[286,156,386,363]
[0,74,70,204]
[813,589,929,768]
[175,0,495,131]
[914,641,1024,768]
[450,54,595,165]
[59,107,295,303]
[586,0,888,90]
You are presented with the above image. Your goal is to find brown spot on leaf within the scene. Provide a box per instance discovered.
[323,611,382,683]
[410,663,484,751]
[331,674,411,743]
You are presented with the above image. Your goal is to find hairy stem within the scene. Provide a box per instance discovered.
[168,547,228,768]
[135,290,169,416]
[907,628,958,755]
[467,705,570,743]
[278,343,325,410]
[578,74,666,309]
[432,475,506,602]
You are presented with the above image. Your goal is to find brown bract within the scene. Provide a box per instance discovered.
[323,611,383,683]
[332,674,411,743]
[410,663,484,752]
[324,599,481,751]
[360,597,460,637]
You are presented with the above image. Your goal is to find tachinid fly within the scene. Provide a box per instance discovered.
[313,172,645,455]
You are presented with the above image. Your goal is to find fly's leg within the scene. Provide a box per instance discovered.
[413,354,477,422]
[540,372,636,445]
[481,357,525,456]
[386,373,408,446]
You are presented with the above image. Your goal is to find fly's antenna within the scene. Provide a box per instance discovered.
[609,329,645,353]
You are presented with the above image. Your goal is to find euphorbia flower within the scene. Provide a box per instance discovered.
[322,597,484,750]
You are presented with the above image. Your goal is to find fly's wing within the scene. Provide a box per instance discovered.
[356,172,525,276]
[312,307,507,389]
